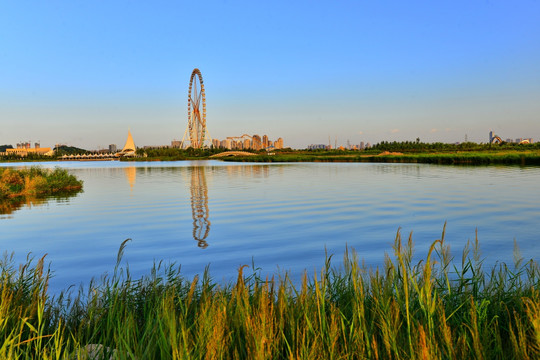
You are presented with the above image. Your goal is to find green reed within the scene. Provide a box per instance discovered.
[1,229,540,359]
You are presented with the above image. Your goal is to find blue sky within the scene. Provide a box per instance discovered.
[1,1,539,149]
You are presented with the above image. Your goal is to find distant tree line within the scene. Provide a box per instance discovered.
[53,145,91,156]
[302,140,540,153]
[137,146,225,159]
[0,153,52,161]
[0,145,13,152]
[370,140,540,152]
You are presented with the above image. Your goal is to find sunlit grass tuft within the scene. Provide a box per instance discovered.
[0,167,83,215]
[0,167,82,198]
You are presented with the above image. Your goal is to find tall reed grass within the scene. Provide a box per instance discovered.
[1,229,539,359]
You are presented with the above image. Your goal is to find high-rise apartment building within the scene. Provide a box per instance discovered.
[220,139,232,149]
[252,135,262,150]
[212,135,283,151]
[233,140,243,150]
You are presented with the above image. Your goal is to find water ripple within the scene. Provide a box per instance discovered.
[1,161,539,292]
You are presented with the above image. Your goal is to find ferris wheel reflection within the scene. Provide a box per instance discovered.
[190,167,211,249]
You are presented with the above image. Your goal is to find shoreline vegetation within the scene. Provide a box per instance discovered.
[1,231,539,359]
[0,167,83,214]
[1,141,540,166]
[220,150,540,165]
[107,141,540,165]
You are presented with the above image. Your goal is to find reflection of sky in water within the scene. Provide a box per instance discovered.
[1,161,539,293]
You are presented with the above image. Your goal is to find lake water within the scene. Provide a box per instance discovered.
[1,161,539,293]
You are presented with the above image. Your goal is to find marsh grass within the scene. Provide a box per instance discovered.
[0,167,83,214]
[1,229,540,359]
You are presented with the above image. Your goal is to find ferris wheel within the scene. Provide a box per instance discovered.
[182,68,211,149]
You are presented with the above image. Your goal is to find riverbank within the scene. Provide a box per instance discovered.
[220,150,540,165]
[3,148,540,166]
[2,233,539,359]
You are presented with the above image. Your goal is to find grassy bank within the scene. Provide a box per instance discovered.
[0,167,83,214]
[1,230,539,359]
[221,150,540,166]
[0,167,83,199]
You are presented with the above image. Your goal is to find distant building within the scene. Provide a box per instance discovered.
[6,142,53,157]
[109,144,117,153]
[489,131,493,143]
[360,141,365,150]
[212,134,283,150]
[171,140,181,149]
[308,144,327,150]
[220,139,232,149]
[252,135,262,150]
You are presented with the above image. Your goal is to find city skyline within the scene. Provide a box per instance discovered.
[1,1,539,149]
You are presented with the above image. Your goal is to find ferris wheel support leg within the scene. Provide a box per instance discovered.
[181,126,190,149]
[205,129,213,148]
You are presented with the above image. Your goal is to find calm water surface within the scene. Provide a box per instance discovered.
[1,161,539,292]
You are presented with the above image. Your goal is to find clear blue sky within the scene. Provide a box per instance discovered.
[1,1,539,149]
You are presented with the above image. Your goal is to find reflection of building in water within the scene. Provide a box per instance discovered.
[124,166,136,191]
[190,167,211,248]
[225,165,274,178]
